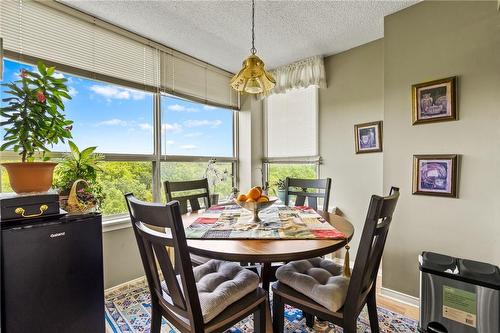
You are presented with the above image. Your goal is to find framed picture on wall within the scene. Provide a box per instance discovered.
[412,154,458,198]
[412,76,457,125]
[354,121,383,154]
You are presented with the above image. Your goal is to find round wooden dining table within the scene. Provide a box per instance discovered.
[182,209,355,290]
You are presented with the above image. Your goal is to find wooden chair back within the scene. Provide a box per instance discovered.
[343,187,400,317]
[164,178,211,214]
[125,194,205,331]
[284,177,332,212]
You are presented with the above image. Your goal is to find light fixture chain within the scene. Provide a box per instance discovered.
[251,0,256,54]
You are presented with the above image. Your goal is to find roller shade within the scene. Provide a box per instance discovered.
[266,86,318,158]
[0,0,238,109]
[160,51,238,109]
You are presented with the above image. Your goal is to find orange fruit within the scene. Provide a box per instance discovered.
[245,197,256,202]
[253,186,263,195]
[257,196,269,203]
[246,188,261,201]
[237,194,247,202]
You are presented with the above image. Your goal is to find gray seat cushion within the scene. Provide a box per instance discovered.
[276,257,350,312]
[179,260,260,323]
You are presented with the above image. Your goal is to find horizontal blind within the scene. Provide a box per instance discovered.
[0,0,158,89]
[0,0,238,108]
[266,86,318,158]
[161,51,238,109]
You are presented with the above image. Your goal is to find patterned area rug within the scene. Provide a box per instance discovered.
[105,277,418,333]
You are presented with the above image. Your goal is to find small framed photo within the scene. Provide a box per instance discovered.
[412,76,457,125]
[354,121,383,154]
[413,154,458,198]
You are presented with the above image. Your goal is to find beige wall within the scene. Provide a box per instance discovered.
[319,39,384,258]
[383,1,500,296]
[102,226,143,289]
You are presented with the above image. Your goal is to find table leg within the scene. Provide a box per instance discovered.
[261,262,272,291]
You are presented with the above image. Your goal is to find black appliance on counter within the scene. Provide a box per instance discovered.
[0,195,105,333]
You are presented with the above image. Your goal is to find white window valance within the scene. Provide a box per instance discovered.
[269,55,326,95]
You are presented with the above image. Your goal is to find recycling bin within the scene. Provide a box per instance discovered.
[419,251,500,333]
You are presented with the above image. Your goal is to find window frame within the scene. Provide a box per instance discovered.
[0,57,238,221]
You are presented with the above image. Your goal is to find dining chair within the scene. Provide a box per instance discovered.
[284,177,332,212]
[272,187,400,333]
[164,178,213,266]
[164,178,211,215]
[125,194,268,333]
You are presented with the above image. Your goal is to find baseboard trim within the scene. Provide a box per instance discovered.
[380,287,420,308]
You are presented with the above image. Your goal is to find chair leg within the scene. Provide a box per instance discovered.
[253,300,267,333]
[272,293,285,333]
[150,303,162,333]
[367,288,380,333]
[342,321,357,333]
[304,312,315,328]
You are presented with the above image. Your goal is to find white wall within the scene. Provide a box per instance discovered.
[238,94,265,190]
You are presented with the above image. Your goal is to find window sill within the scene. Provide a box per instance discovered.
[102,214,131,233]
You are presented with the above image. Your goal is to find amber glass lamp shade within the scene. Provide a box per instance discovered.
[230,54,275,95]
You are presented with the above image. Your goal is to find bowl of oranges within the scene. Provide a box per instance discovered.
[234,186,277,222]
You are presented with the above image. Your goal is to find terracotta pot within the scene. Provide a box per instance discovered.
[2,162,58,194]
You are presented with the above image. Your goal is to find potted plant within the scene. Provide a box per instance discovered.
[203,158,229,205]
[273,179,287,202]
[0,62,73,193]
[53,141,104,213]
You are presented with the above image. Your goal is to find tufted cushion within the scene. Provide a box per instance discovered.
[179,260,260,323]
[276,257,350,312]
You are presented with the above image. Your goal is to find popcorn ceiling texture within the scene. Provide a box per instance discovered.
[60,0,418,73]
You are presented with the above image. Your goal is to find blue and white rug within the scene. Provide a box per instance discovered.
[105,277,418,333]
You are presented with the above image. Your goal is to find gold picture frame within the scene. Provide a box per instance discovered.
[412,76,457,125]
[354,121,383,154]
[412,154,458,198]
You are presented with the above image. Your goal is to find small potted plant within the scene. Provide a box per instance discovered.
[203,158,228,205]
[273,179,287,203]
[0,62,73,193]
[53,141,104,213]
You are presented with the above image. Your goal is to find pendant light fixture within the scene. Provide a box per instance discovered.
[230,0,275,95]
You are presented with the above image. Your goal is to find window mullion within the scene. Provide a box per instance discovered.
[152,92,162,202]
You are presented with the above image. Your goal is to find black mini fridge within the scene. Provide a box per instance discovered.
[1,214,105,333]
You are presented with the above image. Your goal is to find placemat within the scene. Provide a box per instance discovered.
[185,204,346,240]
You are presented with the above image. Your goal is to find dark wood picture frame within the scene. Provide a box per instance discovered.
[354,121,383,154]
[412,154,458,198]
[412,76,457,125]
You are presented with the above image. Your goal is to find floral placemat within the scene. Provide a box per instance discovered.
[184,204,346,240]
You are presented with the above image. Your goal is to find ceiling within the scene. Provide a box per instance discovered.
[59,0,418,73]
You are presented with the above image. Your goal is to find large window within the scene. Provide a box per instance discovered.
[161,95,233,157]
[266,163,317,195]
[0,58,236,217]
[264,87,320,188]
[160,161,234,202]
[160,94,236,202]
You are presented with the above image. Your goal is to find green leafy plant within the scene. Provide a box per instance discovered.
[274,179,286,191]
[54,141,104,205]
[0,62,73,162]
